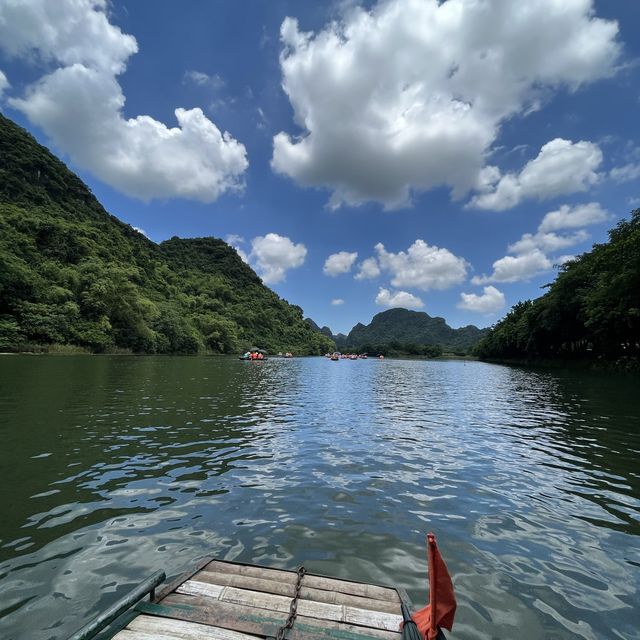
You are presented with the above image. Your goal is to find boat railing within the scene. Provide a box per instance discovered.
[67,570,165,640]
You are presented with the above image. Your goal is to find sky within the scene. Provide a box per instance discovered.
[0,0,639,334]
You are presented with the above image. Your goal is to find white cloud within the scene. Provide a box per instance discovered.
[458,286,506,314]
[132,226,147,237]
[250,233,307,284]
[0,0,137,73]
[331,298,344,306]
[472,250,552,285]
[354,257,381,280]
[375,240,467,291]
[184,70,225,91]
[272,0,619,209]
[226,234,245,245]
[507,230,589,255]
[375,287,424,309]
[225,234,249,263]
[610,163,640,183]
[539,202,610,232]
[470,139,603,210]
[472,201,607,284]
[323,251,358,276]
[1,0,248,203]
[0,70,9,98]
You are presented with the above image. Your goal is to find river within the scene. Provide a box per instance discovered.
[0,355,638,639]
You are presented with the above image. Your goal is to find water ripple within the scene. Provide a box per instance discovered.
[0,356,639,639]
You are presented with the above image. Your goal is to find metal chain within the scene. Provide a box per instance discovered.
[275,566,306,640]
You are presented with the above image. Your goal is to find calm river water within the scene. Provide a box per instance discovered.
[0,355,638,639]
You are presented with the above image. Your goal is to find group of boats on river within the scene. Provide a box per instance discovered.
[239,348,293,360]
[239,349,384,361]
[326,352,384,360]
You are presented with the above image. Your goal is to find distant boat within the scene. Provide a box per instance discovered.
[330,352,340,361]
[239,348,267,360]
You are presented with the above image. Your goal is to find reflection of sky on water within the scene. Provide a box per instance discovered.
[0,356,639,639]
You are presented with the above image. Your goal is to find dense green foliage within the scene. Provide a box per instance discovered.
[0,114,335,355]
[341,308,487,353]
[475,211,640,363]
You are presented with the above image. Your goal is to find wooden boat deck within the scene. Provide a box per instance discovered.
[108,559,409,640]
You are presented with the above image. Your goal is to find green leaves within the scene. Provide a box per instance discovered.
[0,113,335,356]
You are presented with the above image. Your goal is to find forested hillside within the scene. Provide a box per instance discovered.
[0,114,334,355]
[475,210,640,365]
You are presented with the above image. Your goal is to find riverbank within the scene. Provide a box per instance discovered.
[480,355,640,373]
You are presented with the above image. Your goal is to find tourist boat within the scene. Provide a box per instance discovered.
[239,348,268,361]
[330,352,340,361]
[65,535,455,640]
[66,558,414,640]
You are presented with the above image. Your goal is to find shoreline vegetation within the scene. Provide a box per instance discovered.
[0,114,334,357]
[2,113,637,369]
[0,343,478,361]
[474,209,640,373]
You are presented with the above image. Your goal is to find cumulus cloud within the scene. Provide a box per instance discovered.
[469,139,603,210]
[272,0,619,209]
[226,234,245,245]
[0,0,136,73]
[375,240,467,291]
[458,286,506,314]
[375,288,424,309]
[354,257,381,281]
[323,251,358,276]
[473,201,609,284]
[507,230,589,255]
[184,70,225,91]
[472,250,552,285]
[225,234,249,263]
[0,0,248,202]
[331,298,344,306]
[132,226,147,237]
[610,163,640,183]
[0,70,9,98]
[250,233,307,284]
[539,202,610,232]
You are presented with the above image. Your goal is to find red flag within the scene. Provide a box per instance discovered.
[411,533,456,640]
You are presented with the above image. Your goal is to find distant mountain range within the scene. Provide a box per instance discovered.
[306,308,488,353]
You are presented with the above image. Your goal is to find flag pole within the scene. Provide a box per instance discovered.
[427,533,437,639]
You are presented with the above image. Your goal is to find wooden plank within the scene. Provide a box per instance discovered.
[194,570,400,614]
[177,581,225,599]
[127,615,259,640]
[176,581,401,632]
[113,631,178,640]
[155,557,215,603]
[155,594,400,640]
[203,562,399,603]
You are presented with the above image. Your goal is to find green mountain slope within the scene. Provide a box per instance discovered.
[343,308,488,352]
[475,210,640,364]
[0,113,334,355]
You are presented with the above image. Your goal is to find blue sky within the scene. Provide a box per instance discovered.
[1,0,639,334]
